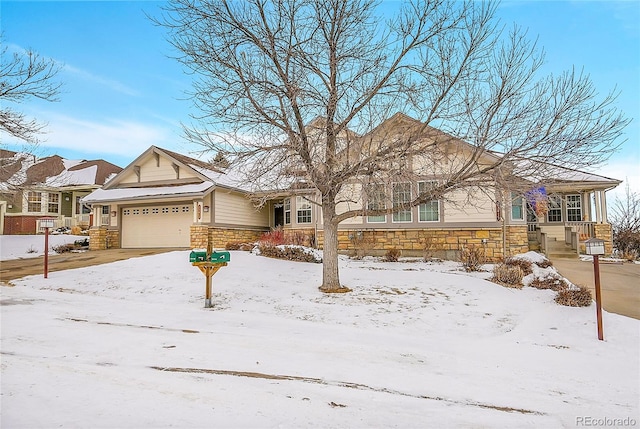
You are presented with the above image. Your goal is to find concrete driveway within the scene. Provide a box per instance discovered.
[550,258,640,320]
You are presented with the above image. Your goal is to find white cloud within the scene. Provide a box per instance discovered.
[33,113,178,158]
[63,64,140,96]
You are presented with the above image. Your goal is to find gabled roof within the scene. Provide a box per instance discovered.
[85,146,248,204]
[0,151,122,191]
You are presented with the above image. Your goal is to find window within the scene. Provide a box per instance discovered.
[27,191,42,212]
[284,198,291,224]
[76,196,91,214]
[162,207,169,214]
[296,196,312,224]
[142,208,149,215]
[182,206,190,212]
[547,195,562,222]
[123,209,130,216]
[133,209,140,215]
[566,194,582,221]
[102,205,110,215]
[510,192,524,221]
[367,183,386,223]
[152,208,159,214]
[47,193,59,213]
[392,183,412,222]
[418,181,439,222]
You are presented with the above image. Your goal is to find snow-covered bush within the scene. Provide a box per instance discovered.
[555,285,593,307]
[383,248,401,262]
[460,245,485,272]
[504,257,533,275]
[225,242,254,251]
[530,277,567,292]
[257,244,322,263]
[491,263,524,288]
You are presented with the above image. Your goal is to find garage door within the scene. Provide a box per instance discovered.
[121,203,192,248]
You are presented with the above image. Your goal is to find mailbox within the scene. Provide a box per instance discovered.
[210,251,230,263]
[189,250,208,263]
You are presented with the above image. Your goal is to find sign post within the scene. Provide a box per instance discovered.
[39,217,55,279]
[585,238,605,341]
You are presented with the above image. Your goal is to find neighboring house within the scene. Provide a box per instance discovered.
[82,115,620,259]
[0,150,122,234]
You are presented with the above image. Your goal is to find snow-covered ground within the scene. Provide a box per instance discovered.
[0,234,87,260]
[1,238,638,428]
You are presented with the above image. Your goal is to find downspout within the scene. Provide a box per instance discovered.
[501,196,507,258]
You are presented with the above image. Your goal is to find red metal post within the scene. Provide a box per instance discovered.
[44,227,49,279]
[593,255,603,341]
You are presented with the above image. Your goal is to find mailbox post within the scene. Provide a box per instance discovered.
[190,250,230,308]
[39,217,55,279]
[585,238,605,341]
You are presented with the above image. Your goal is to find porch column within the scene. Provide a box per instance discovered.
[601,191,608,223]
[594,191,603,224]
[582,193,591,221]
[92,205,101,227]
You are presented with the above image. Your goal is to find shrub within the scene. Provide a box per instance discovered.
[535,259,553,269]
[491,263,524,288]
[259,227,286,246]
[258,244,321,263]
[504,257,533,275]
[70,226,83,235]
[383,248,401,262]
[555,285,593,307]
[349,232,375,260]
[52,243,78,254]
[529,277,567,291]
[225,242,254,251]
[460,245,485,272]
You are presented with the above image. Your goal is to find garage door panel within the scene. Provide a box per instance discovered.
[122,203,192,248]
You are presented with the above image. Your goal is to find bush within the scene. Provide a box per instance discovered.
[349,232,375,260]
[530,277,567,292]
[504,257,533,275]
[555,285,593,307]
[259,227,286,246]
[383,248,401,262]
[258,244,321,263]
[535,259,553,269]
[460,245,485,272]
[491,263,524,288]
[225,242,254,251]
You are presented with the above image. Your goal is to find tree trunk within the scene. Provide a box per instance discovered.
[319,201,350,293]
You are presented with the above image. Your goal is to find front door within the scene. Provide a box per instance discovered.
[274,202,284,228]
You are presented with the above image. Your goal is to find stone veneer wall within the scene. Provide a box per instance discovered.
[89,226,106,250]
[190,225,269,249]
[594,223,614,256]
[189,224,532,261]
[89,227,120,250]
[209,227,268,249]
[300,227,529,261]
[505,225,529,257]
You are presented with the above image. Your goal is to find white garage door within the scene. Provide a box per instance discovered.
[121,203,192,248]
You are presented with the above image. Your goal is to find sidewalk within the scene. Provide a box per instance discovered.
[550,257,640,320]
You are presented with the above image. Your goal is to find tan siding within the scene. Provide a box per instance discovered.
[444,189,495,223]
[336,183,363,225]
[215,189,269,226]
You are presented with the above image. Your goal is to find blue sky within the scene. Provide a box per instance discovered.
[2,0,639,197]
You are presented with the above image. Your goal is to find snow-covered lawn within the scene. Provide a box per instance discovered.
[0,234,87,261]
[1,245,638,428]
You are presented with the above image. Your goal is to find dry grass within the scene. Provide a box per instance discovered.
[555,286,593,307]
[491,263,524,288]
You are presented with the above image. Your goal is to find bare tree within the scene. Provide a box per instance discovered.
[610,182,640,260]
[158,0,628,292]
[0,36,62,144]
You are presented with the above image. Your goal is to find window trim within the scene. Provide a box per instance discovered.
[510,192,524,221]
[417,181,440,223]
[547,195,562,223]
[296,196,312,224]
[566,194,582,222]
[284,198,291,225]
[392,182,412,223]
[366,183,386,223]
[27,191,42,213]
